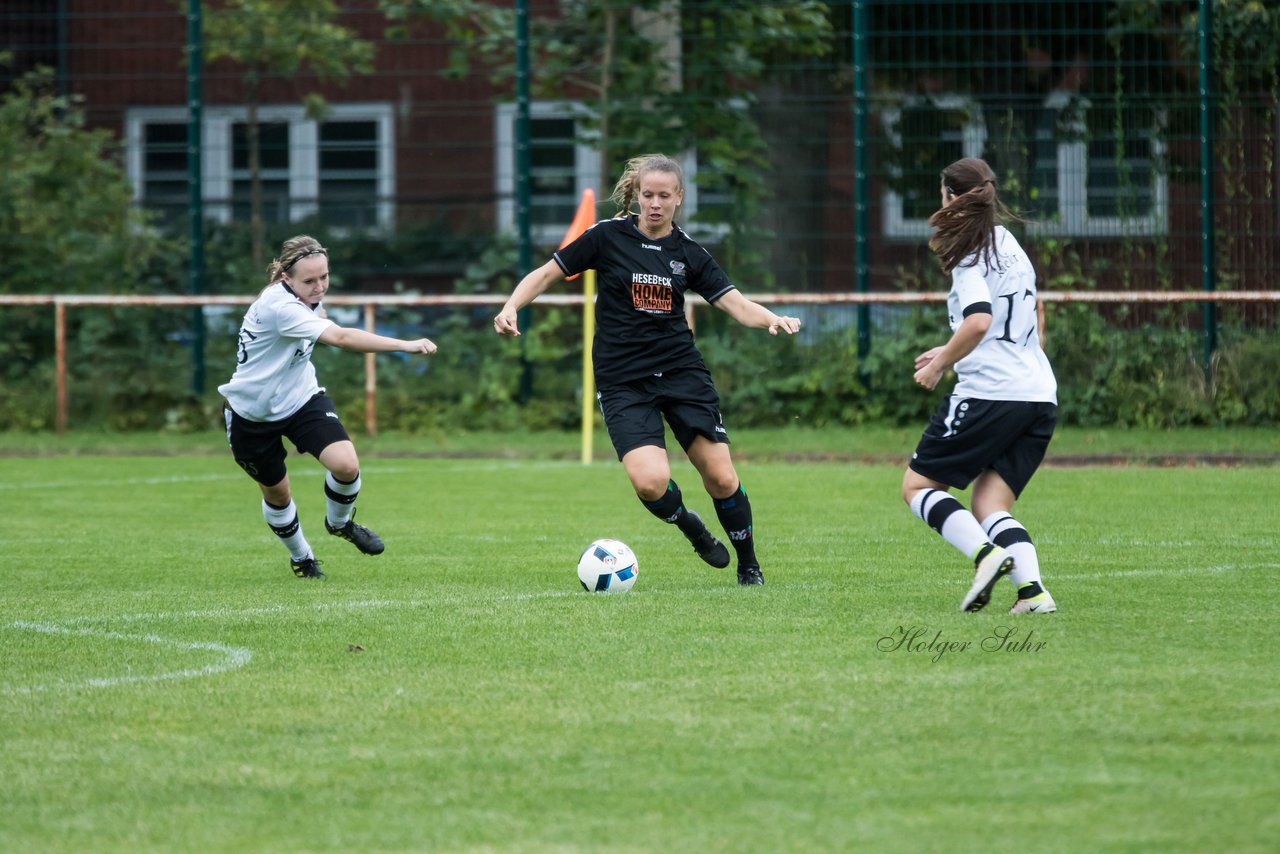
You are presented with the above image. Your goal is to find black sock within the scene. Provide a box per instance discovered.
[641,480,704,537]
[1017,580,1045,599]
[713,485,756,566]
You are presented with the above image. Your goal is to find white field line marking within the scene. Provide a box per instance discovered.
[0,465,424,492]
[54,598,429,626]
[0,472,244,491]
[1,459,586,492]
[20,559,1280,629]
[7,560,1274,694]
[6,621,252,696]
[1050,562,1279,580]
[929,561,1275,587]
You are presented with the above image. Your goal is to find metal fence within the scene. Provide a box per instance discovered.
[1,1,1278,429]
[4,2,1276,289]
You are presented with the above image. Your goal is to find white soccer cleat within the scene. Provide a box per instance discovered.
[960,546,1015,612]
[1009,587,1057,614]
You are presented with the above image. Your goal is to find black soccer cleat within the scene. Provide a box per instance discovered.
[290,556,326,580]
[325,510,385,556]
[682,511,731,568]
[737,564,765,586]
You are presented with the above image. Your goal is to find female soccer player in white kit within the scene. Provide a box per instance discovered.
[902,158,1059,614]
[220,235,437,579]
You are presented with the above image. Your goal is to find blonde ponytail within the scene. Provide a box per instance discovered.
[266,235,328,285]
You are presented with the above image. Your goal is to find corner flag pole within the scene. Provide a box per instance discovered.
[559,189,596,464]
[580,267,597,464]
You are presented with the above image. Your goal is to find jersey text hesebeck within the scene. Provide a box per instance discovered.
[631,274,673,312]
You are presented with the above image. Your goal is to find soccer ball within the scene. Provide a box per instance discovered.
[577,539,638,593]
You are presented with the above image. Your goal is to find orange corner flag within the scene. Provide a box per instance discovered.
[559,188,596,281]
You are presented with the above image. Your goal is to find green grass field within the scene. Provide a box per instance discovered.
[2,434,1278,852]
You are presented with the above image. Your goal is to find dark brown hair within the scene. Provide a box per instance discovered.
[927,157,1017,274]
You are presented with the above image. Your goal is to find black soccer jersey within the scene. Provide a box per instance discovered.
[553,215,736,386]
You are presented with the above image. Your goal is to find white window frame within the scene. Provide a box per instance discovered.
[494,101,601,246]
[1027,91,1168,238]
[880,93,1167,238]
[880,95,987,239]
[495,101,733,245]
[124,103,395,229]
[679,150,720,238]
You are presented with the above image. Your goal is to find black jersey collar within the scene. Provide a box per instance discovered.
[279,280,321,311]
[627,214,679,244]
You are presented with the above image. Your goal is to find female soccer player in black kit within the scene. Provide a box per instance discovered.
[494,153,801,585]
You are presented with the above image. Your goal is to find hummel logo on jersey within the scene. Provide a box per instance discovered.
[326,411,338,419]
[641,243,662,251]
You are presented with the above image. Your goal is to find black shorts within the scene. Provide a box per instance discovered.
[909,396,1057,497]
[223,393,351,486]
[597,368,729,460]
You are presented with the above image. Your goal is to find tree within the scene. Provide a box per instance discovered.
[195,0,375,266]
[381,0,834,284]
[0,66,167,295]
[0,65,186,430]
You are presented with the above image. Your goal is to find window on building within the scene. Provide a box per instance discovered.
[125,104,394,230]
[495,102,600,246]
[881,96,985,239]
[1029,93,1166,236]
[231,121,291,224]
[528,116,581,228]
[319,120,381,229]
[882,93,1166,238]
[494,102,731,245]
[140,122,189,225]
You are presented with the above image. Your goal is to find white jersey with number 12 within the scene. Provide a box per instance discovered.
[947,225,1057,403]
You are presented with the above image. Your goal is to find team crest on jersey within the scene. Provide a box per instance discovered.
[669,260,686,276]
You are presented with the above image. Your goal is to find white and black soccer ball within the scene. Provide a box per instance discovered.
[577,539,638,593]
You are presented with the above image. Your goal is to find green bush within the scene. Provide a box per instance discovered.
[2,296,1276,433]
[1042,304,1280,428]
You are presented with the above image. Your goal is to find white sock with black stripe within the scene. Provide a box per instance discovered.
[262,498,312,562]
[325,471,361,528]
[908,488,990,561]
[981,511,1042,588]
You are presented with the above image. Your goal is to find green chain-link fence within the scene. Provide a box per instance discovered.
[2,1,1277,431]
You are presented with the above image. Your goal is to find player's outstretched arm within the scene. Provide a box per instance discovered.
[494,259,565,336]
[712,289,801,336]
[318,325,437,355]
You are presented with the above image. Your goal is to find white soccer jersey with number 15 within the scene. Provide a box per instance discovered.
[218,282,335,422]
[947,225,1058,404]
